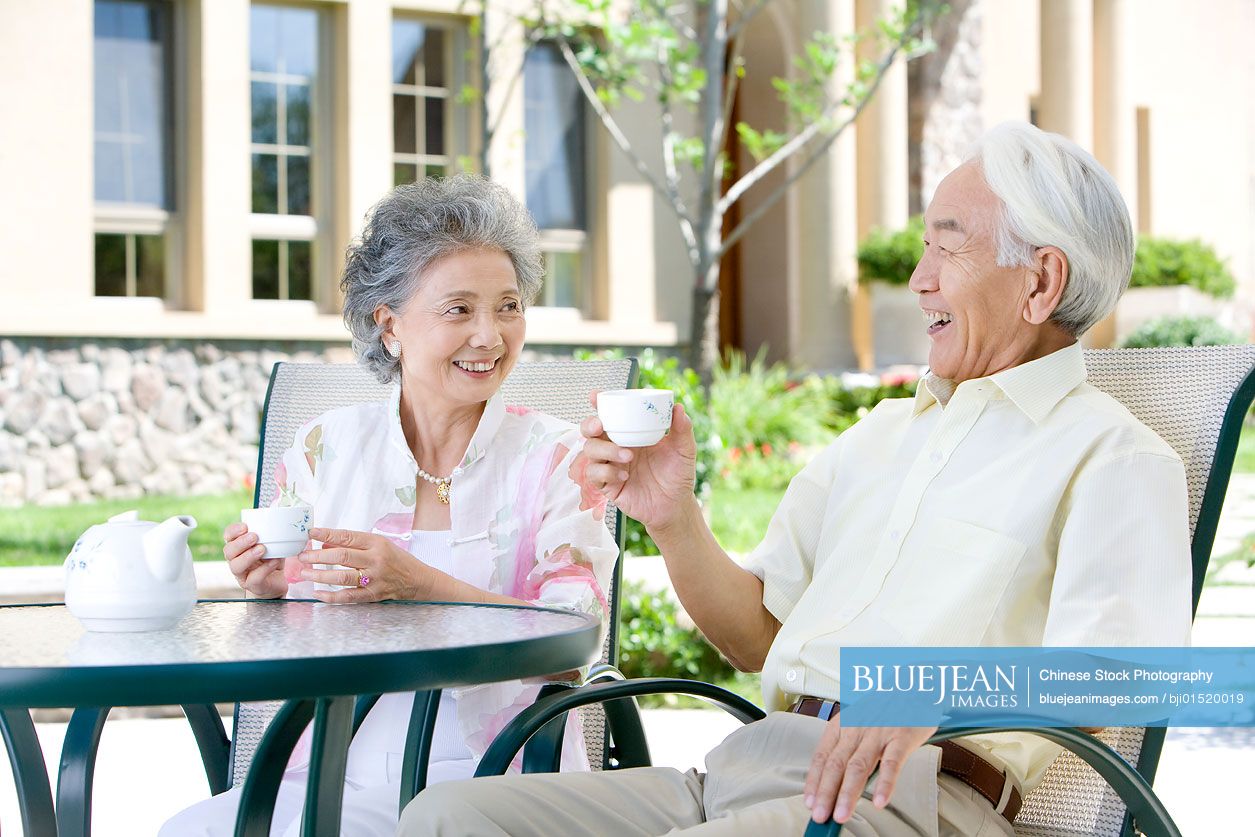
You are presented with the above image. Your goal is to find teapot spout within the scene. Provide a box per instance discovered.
[143,515,198,583]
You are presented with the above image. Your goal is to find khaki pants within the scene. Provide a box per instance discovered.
[397,713,1015,837]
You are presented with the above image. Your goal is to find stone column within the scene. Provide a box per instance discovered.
[791,0,858,372]
[1039,0,1122,347]
[184,0,253,314]
[854,0,910,370]
[1038,0,1094,150]
[0,0,93,311]
[1093,0,1136,221]
[1089,0,1135,348]
[329,0,393,312]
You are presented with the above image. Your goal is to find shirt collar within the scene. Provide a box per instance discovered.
[386,385,506,473]
[911,341,1086,423]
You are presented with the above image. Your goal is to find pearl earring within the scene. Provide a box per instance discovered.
[387,340,402,359]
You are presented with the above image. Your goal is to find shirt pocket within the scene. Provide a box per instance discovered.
[881,518,1026,645]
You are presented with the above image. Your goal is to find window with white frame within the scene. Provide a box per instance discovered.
[93,0,175,298]
[524,42,591,311]
[249,3,322,301]
[392,18,453,185]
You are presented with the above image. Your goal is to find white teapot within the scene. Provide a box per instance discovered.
[64,511,198,632]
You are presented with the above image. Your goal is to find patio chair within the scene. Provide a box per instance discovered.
[472,345,1255,837]
[180,356,651,816]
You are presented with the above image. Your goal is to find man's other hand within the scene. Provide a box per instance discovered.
[803,717,937,824]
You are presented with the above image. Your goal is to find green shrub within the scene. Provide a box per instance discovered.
[1119,315,1245,349]
[575,349,719,556]
[616,580,736,682]
[1130,236,1237,298]
[800,374,918,434]
[709,350,830,452]
[857,215,924,285]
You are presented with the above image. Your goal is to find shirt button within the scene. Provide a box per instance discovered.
[889,529,902,541]
[929,450,943,464]
[786,669,798,683]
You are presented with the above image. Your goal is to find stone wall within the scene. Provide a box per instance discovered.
[0,337,354,507]
[0,337,616,507]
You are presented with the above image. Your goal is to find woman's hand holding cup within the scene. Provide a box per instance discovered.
[223,522,289,599]
[579,390,697,534]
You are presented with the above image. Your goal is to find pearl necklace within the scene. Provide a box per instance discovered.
[416,465,453,504]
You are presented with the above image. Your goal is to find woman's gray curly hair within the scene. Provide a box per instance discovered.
[341,174,543,382]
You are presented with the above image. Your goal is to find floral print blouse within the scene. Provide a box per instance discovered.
[272,385,618,771]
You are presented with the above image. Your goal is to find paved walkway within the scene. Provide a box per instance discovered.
[3,475,1254,834]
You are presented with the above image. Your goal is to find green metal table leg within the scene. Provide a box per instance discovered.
[56,706,109,837]
[0,708,56,837]
[299,696,355,837]
[181,704,232,795]
[398,690,441,816]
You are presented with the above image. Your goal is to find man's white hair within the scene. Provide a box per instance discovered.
[968,122,1135,336]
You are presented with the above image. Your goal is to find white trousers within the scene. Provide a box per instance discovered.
[159,757,476,837]
[397,713,1016,837]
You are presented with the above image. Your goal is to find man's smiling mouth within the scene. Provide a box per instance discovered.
[923,309,953,335]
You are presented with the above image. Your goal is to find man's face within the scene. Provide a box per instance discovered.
[908,163,1042,383]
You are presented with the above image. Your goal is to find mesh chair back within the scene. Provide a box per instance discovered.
[1013,345,1255,836]
[230,358,637,786]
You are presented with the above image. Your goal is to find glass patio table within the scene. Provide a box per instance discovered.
[0,598,600,837]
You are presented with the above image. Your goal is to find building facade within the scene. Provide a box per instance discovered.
[1,0,1252,505]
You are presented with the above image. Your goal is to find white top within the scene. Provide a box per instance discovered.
[273,388,616,769]
[744,342,1192,792]
[346,531,472,779]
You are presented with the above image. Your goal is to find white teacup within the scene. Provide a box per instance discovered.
[596,388,674,447]
[241,506,312,560]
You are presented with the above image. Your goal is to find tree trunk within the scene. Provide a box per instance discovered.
[688,282,722,385]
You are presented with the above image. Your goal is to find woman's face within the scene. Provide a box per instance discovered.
[378,248,526,411]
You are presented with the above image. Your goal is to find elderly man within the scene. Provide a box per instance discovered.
[397,121,1191,836]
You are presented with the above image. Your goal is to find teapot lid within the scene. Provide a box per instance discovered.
[105,510,145,524]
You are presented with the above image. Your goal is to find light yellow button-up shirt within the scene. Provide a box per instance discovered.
[744,342,1192,791]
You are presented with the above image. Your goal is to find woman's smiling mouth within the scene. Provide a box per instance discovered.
[453,359,498,376]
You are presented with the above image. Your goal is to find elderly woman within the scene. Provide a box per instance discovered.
[161,175,617,836]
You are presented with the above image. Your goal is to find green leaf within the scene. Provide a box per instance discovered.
[673,136,705,170]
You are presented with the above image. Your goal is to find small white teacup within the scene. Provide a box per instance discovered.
[241,506,312,560]
[596,388,674,447]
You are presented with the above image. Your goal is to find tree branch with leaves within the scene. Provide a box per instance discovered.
[473,0,944,380]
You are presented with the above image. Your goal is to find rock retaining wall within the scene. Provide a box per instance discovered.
[0,337,592,507]
[0,337,354,506]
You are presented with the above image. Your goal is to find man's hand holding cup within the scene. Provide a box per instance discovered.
[579,389,698,535]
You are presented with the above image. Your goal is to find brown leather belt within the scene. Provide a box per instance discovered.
[787,697,1022,824]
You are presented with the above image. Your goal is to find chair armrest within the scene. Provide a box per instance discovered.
[802,727,1182,837]
[475,677,765,777]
